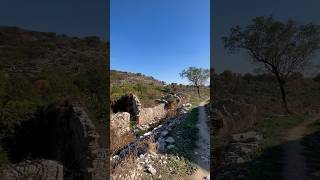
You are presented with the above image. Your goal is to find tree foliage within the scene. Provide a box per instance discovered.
[180,67,209,97]
[223,16,320,113]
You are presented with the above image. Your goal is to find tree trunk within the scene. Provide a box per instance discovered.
[279,83,290,114]
[197,86,201,98]
[275,75,291,114]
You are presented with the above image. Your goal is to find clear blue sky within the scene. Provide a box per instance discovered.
[213,0,320,75]
[110,0,210,84]
[0,0,108,40]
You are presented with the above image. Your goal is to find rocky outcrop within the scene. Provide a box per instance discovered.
[213,99,257,135]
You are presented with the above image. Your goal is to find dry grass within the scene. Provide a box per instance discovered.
[111,151,138,180]
[145,137,157,153]
[110,127,135,154]
[166,98,178,118]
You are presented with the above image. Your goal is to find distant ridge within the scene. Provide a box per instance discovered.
[110,69,166,86]
[0,26,108,75]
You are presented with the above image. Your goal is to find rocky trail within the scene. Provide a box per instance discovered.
[192,100,210,180]
[282,114,320,180]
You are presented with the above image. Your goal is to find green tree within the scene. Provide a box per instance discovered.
[223,16,320,113]
[180,67,209,97]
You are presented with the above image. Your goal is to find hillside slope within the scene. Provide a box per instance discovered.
[110,70,210,108]
[0,26,109,178]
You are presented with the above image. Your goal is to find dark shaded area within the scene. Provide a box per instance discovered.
[111,93,136,116]
[213,130,320,180]
[2,102,85,179]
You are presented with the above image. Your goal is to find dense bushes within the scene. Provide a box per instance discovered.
[75,64,108,120]
[0,72,41,137]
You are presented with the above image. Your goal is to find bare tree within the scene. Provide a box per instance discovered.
[223,16,320,113]
[180,67,209,97]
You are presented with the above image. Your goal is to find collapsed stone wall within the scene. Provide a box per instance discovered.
[136,103,168,125]
[71,104,108,180]
[3,102,107,180]
[110,112,131,137]
[111,93,184,130]
[111,93,142,116]
[110,93,191,155]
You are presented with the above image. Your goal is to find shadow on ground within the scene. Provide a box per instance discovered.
[213,131,320,180]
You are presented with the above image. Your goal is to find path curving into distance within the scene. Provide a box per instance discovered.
[282,114,320,180]
[192,100,210,180]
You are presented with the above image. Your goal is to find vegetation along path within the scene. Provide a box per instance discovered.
[192,100,210,180]
[282,114,320,180]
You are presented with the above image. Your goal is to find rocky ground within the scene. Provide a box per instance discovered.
[111,100,210,180]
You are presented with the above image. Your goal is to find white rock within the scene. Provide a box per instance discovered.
[236,157,245,164]
[165,137,175,144]
[167,145,175,150]
[161,130,169,137]
[144,132,152,136]
[147,165,157,175]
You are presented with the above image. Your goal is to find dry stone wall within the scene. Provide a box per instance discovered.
[72,104,108,180]
[110,93,184,135]
[136,104,168,125]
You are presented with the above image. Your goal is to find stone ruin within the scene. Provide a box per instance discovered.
[110,93,190,153]
[111,93,184,128]
[3,102,108,180]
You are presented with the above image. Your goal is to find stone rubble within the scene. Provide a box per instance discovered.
[3,160,64,180]
[214,131,263,179]
[111,152,170,180]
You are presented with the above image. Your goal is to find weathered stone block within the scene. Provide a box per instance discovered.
[137,104,167,125]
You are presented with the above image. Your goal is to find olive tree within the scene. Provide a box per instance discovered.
[180,67,209,97]
[223,16,320,113]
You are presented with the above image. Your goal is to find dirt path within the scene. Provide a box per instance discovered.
[282,115,319,180]
[192,100,210,180]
